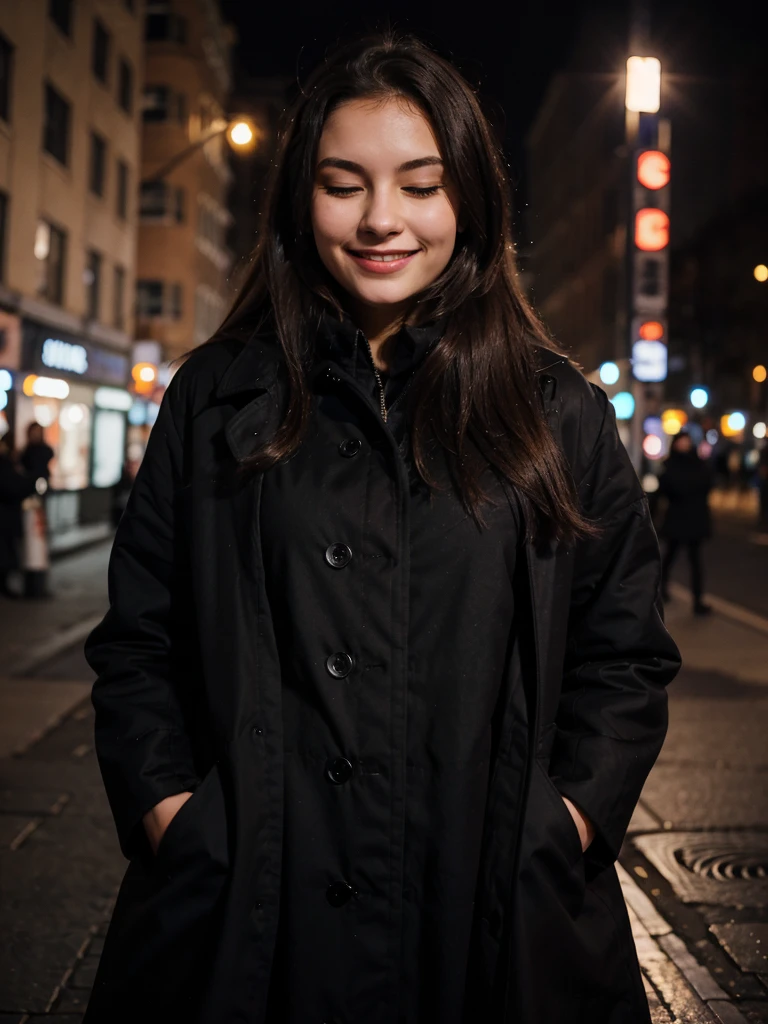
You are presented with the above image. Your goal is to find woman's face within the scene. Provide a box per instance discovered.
[311,96,459,321]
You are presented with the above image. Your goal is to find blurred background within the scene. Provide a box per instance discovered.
[0,1,766,1022]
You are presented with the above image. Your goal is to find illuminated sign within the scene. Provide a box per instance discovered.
[637,151,670,190]
[632,340,668,382]
[635,209,670,251]
[41,337,89,375]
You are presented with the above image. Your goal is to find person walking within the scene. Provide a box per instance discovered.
[659,429,713,615]
[0,436,37,599]
[83,34,681,1024]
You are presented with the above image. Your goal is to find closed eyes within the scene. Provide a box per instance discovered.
[322,185,444,198]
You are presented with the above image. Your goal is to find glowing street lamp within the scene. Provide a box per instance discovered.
[753,365,767,383]
[754,265,768,283]
[626,57,661,114]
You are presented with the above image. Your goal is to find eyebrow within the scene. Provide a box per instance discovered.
[316,156,444,174]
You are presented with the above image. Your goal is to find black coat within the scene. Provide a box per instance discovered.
[0,452,37,572]
[84,332,680,1024]
[658,451,712,541]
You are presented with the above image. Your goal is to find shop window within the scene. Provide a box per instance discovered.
[118,58,133,115]
[49,0,73,37]
[0,31,12,123]
[34,219,66,304]
[89,132,107,197]
[56,401,92,491]
[116,160,129,220]
[92,19,110,85]
[142,85,169,122]
[92,409,126,488]
[43,82,71,166]
[114,264,125,329]
[85,249,102,320]
[0,191,7,284]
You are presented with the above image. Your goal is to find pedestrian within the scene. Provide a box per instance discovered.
[659,429,713,615]
[84,34,681,1024]
[0,435,37,599]
[757,445,768,532]
[19,421,54,485]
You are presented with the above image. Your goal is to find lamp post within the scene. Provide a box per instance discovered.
[141,117,261,185]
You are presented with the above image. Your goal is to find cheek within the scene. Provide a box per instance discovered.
[311,196,354,252]
[415,203,458,254]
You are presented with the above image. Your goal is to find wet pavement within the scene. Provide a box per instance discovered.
[0,520,767,1022]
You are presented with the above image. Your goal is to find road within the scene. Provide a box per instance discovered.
[0,514,767,1023]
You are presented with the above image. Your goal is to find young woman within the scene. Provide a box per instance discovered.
[84,34,680,1024]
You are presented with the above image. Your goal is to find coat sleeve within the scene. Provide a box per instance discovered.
[85,371,201,858]
[551,385,681,868]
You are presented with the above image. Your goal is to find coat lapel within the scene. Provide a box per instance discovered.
[215,335,283,463]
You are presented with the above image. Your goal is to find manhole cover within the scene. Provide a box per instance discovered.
[633,832,768,906]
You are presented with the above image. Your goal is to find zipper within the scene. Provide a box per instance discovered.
[361,332,388,422]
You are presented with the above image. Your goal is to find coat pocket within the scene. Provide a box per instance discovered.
[153,763,229,879]
[534,759,584,867]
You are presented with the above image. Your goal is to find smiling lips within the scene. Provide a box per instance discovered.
[346,249,421,273]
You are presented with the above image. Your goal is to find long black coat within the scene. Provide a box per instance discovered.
[658,451,712,541]
[84,332,680,1024]
[0,451,37,572]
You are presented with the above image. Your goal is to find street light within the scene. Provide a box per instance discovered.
[753,364,767,383]
[754,265,768,283]
[626,56,661,113]
[142,116,261,185]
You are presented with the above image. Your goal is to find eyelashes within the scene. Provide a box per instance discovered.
[322,185,444,198]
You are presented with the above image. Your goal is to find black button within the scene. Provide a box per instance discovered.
[250,726,263,741]
[325,543,352,569]
[326,757,353,785]
[326,881,354,907]
[338,438,362,458]
[326,652,354,678]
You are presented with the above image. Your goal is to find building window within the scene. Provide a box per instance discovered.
[0,31,12,123]
[136,279,182,319]
[89,132,107,196]
[118,58,133,114]
[49,0,73,36]
[92,19,110,85]
[145,4,188,43]
[139,180,185,222]
[85,249,102,320]
[194,286,225,345]
[116,160,129,220]
[113,264,125,329]
[43,82,70,166]
[34,220,66,304]
[0,191,8,283]
[142,85,169,122]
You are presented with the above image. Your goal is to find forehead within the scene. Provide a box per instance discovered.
[318,96,441,166]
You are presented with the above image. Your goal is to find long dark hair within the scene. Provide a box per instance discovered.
[215,33,591,543]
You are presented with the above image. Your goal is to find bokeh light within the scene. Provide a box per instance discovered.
[753,365,767,383]
[690,387,709,408]
[754,422,767,439]
[753,265,768,282]
[599,362,620,385]
[643,434,663,458]
[611,391,635,419]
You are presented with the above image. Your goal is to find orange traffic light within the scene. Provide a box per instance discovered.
[637,150,670,190]
[635,209,669,251]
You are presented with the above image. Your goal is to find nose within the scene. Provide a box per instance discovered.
[358,187,403,239]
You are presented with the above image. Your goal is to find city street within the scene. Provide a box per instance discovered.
[0,513,766,1023]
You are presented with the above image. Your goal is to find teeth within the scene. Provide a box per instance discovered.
[359,252,414,262]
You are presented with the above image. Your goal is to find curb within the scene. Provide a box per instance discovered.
[668,581,768,637]
[618,863,749,1023]
[7,613,104,677]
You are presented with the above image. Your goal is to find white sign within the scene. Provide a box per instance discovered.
[42,337,89,375]
[632,340,668,382]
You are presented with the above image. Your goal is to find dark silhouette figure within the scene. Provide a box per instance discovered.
[20,422,55,483]
[0,436,37,598]
[659,430,713,615]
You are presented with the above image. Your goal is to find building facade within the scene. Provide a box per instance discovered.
[136,0,234,367]
[0,0,143,549]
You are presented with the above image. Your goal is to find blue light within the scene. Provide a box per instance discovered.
[727,411,746,433]
[611,391,636,420]
[128,401,147,426]
[0,369,12,391]
[599,361,620,386]
[690,387,709,409]
[0,390,7,412]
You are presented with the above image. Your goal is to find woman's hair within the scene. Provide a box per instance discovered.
[214,33,592,543]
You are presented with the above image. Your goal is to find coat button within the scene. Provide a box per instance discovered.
[326,652,353,678]
[326,756,353,784]
[326,881,354,907]
[325,543,352,569]
[338,438,362,458]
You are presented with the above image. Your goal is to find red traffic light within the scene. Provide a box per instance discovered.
[635,209,669,251]
[637,150,670,190]
[638,320,664,341]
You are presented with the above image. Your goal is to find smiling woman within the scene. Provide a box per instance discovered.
[84,31,680,1024]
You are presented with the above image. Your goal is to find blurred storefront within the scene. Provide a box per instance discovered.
[11,319,131,551]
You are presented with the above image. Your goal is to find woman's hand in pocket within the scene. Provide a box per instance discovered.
[143,792,194,854]
[562,795,595,852]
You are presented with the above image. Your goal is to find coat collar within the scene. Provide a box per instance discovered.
[215,334,283,400]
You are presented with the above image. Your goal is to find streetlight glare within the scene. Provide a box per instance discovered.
[753,365,767,383]
[599,361,620,385]
[754,265,768,282]
[625,56,661,113]
[690,388,709,409]
[229,120,254,147]
[754,422,767,439]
